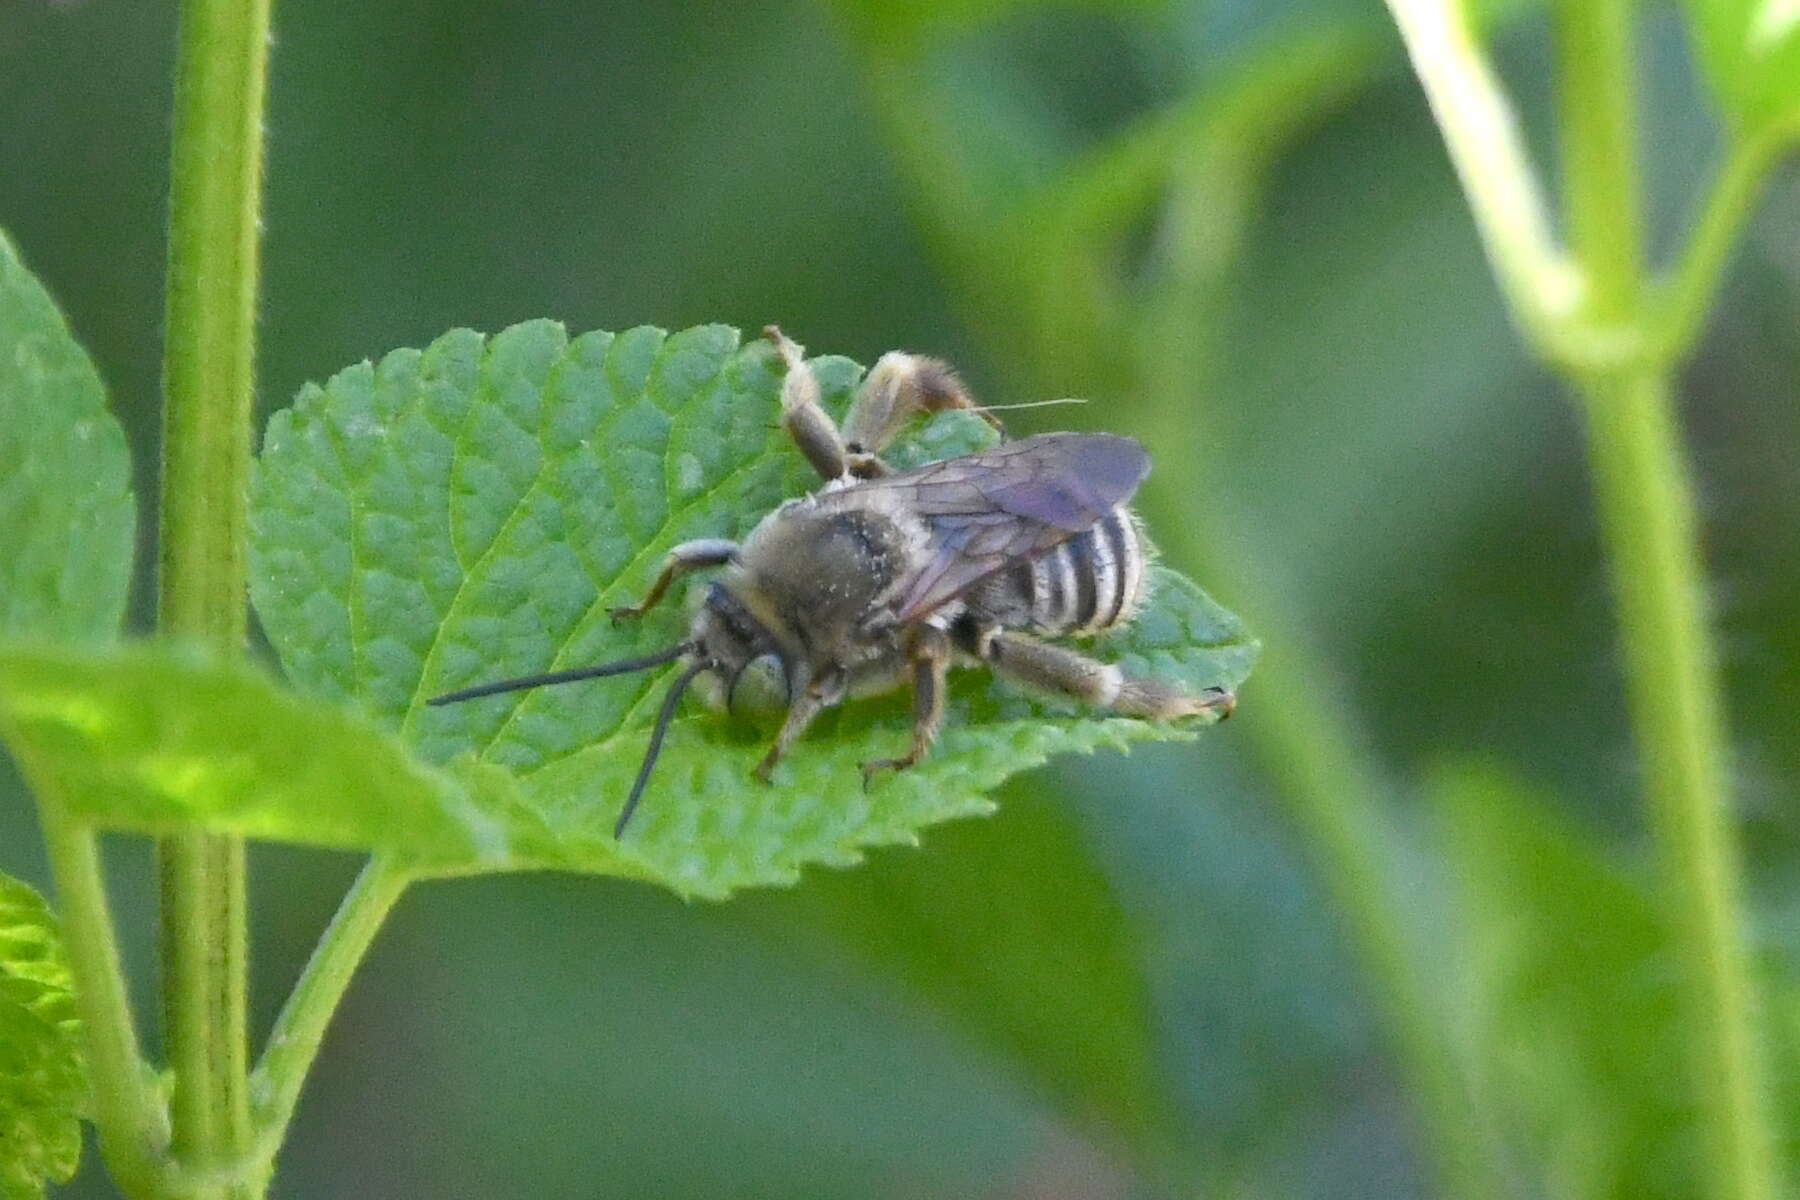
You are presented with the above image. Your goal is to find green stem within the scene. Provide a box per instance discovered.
[156,841,248,1195]
[1553,0,1642,318]
[158,0,272,1193]
[160,0,270,632]
[1576,367,1771,1200]
[859,41,1502,1190]
[1156,516,1503,1199]
[1575,369,1776,1200]
[1145,160,1501,1194]
[1382,0,1588,362]
[1649,131,1784,364]
[1552,3,1779,1197]
[1391,0,1783,1185]
[247,859,412,1181]
[31,789,174,1199]
[1576,368,1771,1200]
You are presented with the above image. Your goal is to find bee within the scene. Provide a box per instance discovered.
[430,326,1235,835]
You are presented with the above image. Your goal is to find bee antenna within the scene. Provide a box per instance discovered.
[426,642,693,706]
[971,397,1090,413]
[614,658,712,838]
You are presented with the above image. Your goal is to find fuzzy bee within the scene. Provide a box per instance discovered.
[430,326,1234,835]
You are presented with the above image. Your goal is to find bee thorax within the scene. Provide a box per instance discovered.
[730,496,915,668]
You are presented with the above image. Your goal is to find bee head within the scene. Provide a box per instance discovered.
[427,580,799,839]
[690,582,793,715]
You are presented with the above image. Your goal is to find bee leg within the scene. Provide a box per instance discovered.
[986,631,1236,721]
[752,689,827,783]
[840,351,1003,477]
[765,325,850,482]
[860,627,950,788]
[608,539,739,622]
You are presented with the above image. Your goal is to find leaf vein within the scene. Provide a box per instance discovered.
[398,339,578,734]
[474,330,754,756]
[316,405,368,702]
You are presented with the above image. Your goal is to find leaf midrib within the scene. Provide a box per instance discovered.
[395,333,793,763]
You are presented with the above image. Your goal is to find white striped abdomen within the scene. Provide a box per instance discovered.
[978,506,1146,637]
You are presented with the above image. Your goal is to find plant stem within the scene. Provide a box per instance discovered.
[158,0,272,1193]
[1552,0,1641,318]
[1650,130,1784,364]
[247,859,412,1181]
[1552,3,1779,1197]
[1154,513,1503,1200]
[1389,0,1782,1188]
[156,840,248,1196]
[161,0,270,640]
[861,42,1502,1191]
[1145,160,1501,1195]
[1576,369,1777,1200]
[30,785,173,1199]
[1383,0,1585,361]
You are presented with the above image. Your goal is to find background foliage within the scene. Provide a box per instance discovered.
[1,0,1797,1195]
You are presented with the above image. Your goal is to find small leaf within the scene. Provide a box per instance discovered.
[0,642,553,871]
[827,0,1160,53]
[250,322,1256,897]
[1681,0,1800,132]
[738,787,1180,1153]
[1432,763,1694,1197]
[1435,764,1800,1191]
[0,229,136,642]
[0,874,83,1200]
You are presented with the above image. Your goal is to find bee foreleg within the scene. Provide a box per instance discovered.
[765,325,849,482]
[608,539,739,623]
[753,688,827,783]
[840,351,1002,475]
[987,632,1235,721]
[861,626,950,788]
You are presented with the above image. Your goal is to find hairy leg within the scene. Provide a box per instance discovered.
[765,325,849,482]
[764,325,1003,482]
[608,538,739,622]
[986,631,1235,720]
[841,351,1001,476]
[753,687,829,783]
[860,626,951,785]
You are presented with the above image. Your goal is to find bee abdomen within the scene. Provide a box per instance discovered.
[1015,506,1144,637]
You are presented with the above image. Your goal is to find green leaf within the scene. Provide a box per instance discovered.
[1432,762,1695,1197]
[0,642,553,871]
[0,229,136,642]
[1681,0,1800,133]
[737,786,1178,1154]
[0,874,83,1200]
[1434,763,1800,1192]
[250,322,1256,897]
[828,0,1160,54]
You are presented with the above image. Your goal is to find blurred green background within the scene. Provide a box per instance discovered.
[3,0,1798,1196]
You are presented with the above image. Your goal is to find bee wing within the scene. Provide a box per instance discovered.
[850,432,1149,623]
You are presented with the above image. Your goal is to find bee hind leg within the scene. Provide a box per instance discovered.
[608,539,739,622]
[986,631,1235,721]
[860,627,950,788]
[765,325,1002,481]
[765,325,851,482]
[840,352,1002,477]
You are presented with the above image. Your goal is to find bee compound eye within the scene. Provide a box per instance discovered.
[727,652,790,715]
